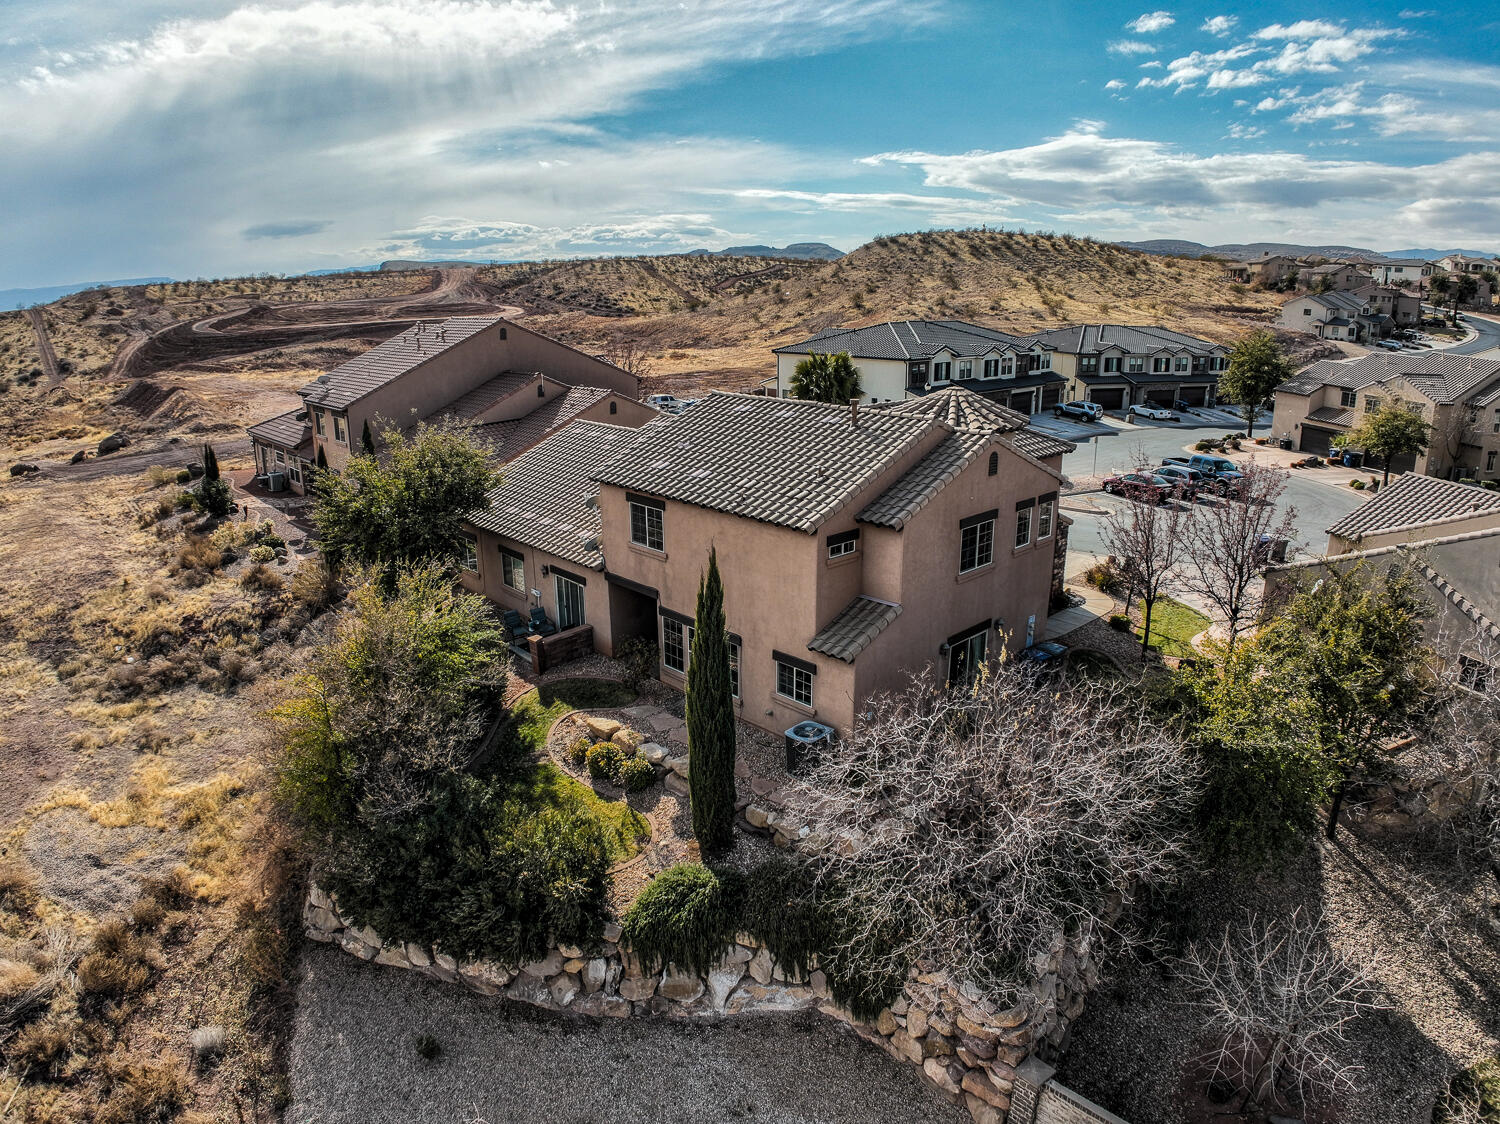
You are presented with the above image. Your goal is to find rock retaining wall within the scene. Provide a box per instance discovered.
[304,885,1103,1124]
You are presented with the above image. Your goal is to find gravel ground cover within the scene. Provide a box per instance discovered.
[288,944,971,1124]
[1055,828,1500,1123]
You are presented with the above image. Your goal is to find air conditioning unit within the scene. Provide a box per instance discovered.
[266,471,286,493]
[784,720,835,775]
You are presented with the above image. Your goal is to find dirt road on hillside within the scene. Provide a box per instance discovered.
[27,307,62,384]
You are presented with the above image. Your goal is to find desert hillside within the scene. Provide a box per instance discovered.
[0,230,1282,452]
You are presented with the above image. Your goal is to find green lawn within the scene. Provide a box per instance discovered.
[501,678,648,861]
[1136,597,1211,659]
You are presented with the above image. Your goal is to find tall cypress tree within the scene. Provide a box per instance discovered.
[687,548,736,854]
[361,419,376,454]
[202,443,220,482]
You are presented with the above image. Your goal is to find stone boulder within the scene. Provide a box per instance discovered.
[658,966,705,1003]
[640,742,668,765]
[611,728,644,750]
[69,449,87,464]
[583,715,622,741]
[707,964,743,1012]
[8,463,39,477]
[97,432,130,455]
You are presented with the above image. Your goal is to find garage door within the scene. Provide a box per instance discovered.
[1144,387,1177,407]
[1178,385,1208,407]
[1299,426,1336,457]
[1366,451,1418,476]
[1090,387,1126,411]
[1008,389,1036,414]
[1040,386,1063,409]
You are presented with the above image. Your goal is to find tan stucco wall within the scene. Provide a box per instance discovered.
[774,353,910,403]
[461,528,612,653]
[1329,509,1500,555]
[574,394,657,430]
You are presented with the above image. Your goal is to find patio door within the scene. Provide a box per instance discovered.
[555,574,585,631]
[947,628,987,689]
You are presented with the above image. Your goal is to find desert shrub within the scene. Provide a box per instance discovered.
[176,535,222,573]
[129,897,167,932]
[1083,560,1127,596]
[566,735,591,767]
[76,921,159,999]
[256,530,287,551]
[1349,479,1366,490]
[145,465,175,488]
[621,864,740,978]
[616,637,658,693]
[1109,613,1132,632]
[241,563,283,593]
[618,754,655,793]
[96,1058,188,1124]
[10,1011,79,1071]
[0,860,39,914]
[739,855,825,982]
[194,476,232,518]
[291,557,341,612]
[188,1024,226,1062]
[414,1033,441,1061]
[1194,439,1214,451]
[248,544,276,564]
[174,468,192,485]
[585,742,624,782]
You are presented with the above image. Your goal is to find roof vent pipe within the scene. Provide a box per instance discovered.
[850,398,860,428]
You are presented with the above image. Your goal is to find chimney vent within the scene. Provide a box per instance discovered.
[850,398,860,428]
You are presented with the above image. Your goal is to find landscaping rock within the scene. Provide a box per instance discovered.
[557,943,585,959]
[338,931,376,961]
[640,742,668,765]
[961,1070,1011,1110]
[458,960,514,995]
[748,947,773,985]
[405,943,431,969]
[923,1057,961,1095]
[664,754,690,777]
[875,1008,900,1037]
[611,728,644,750]
[618,975,657,1002]
[548,971,581,1007]
[659,967,705,1004]
[744,804,770,829]
[507,974,553,1007]
[708,964,743,1012]
[907,1007,929,1039]
[8,463,39,476]
[97,432,130,455]
[602,921,623,944]
[373,946,409,969]
[583,715,622,741]
[69,449,87,464]
[664,772,689,796]
[582,959,608,995]
[521,949,563,978]
[599,995,632,1017]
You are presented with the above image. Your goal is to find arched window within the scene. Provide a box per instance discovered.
[609,400,618,414]
[988,452,999,476]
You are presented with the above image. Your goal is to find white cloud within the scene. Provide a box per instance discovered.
[1398,8,1436,17]
[1104,79,1127,90]
[860,125,1500,244]
[1125,11,1175,34]
[1108,39,1157,55]
[1281,83,1500,141]
[1254,20,1347,41]
[1200,15,1238,36]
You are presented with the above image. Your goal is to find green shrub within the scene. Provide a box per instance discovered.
[195,476,233,518]
[1108,613,1132,632]
[586,741,624,783]
[619,753,655,793]
[1482,479,1500,491]
[1194,439,1213,451]
[174,468,192,485]
[1083,560,1126,596]
[740,855,825,982]
[567,735,591,768]
[248,544,276,563]
[621,863,740,977]
[1349,479,1366,490]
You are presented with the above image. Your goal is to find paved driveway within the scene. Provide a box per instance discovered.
[1058,416,1362,565]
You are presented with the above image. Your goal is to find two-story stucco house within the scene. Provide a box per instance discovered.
[1371,259,1435,288]
[770,320,1065,414]
[1353,283,1422,328]
[1270,351,1500,480]
[1276,291,1387,342]
[245,316,649,491]
[1024,324,1229,412]
[461,387,1074,736]
[1435,254,1496,275]
[1296,262,1372,291]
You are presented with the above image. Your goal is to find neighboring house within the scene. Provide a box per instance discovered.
[1224,254,1299,285]
[1297,262,1371,291]
[1371,259,1435,287]
[1270,351,1500,479]
[245,316,647,493]
[1266,524,1500,693]
[1025,324,1229,412]
[1353,283,1422,328]
[1324,473,1500,553]
[462,387,1074,736]
[1435,254,1496,275]
[771,320,1065,414]
[1275,291,1388,342]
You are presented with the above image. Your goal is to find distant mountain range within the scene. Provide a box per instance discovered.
[686,242,845,260]
[1,276,173,309]
[1119,239,1497,263]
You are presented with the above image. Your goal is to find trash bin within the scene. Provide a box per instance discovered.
[1279,437,1293,450]
[1342,451,1363,468]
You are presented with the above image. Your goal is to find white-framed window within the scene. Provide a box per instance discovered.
[947,628,987,689]
[1014,504,1033,549]
[1128,357,1144,373]
[1340,389,1357,408]
[290,463,303,485]
[274,449,285,464]
[1038,498,1054,540]
[1153,357,1171,373]
[983,358,999,378]
[461,534,478,573]
[501,547,525,593]
[314,410,325,436]
[1103,356,1121,373]
[1364,396,1381,412]
[1001,355,1015,376]
[555,573,585,630]
[1033,351,1051,370]
[775,659,813,707]
[629,495,664,551]
[333,414,347,444]
[662,617,693,674]
[826,530,858,560]
[1487,451,1497,471]
[1175,356,1189,372]
[729,640,741,698]
[959,512,995,573]
[933,360,952,382]
[957,360,973,381]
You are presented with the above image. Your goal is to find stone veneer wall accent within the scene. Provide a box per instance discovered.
[304,885,1110,1124]
[528,624,596,674]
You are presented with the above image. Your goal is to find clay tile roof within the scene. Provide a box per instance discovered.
[807,596,903,663]
[593,392,937,533]
[246,408,311,450]
[1281,350,1500,405]
[1306,405,1355,427]
[469,385,612,463]
[883,385,1075,459]
[773,319,1037,361]
[299,316,500,410]
[468,420,636,568]
[436,372,535,420]
[1327,474,1500,541]
[857,431,990,529]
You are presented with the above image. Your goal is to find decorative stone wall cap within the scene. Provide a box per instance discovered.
[1014,1055,1056,1088]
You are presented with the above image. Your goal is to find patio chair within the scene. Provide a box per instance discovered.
[528,606,557,637]
[502,608,527,639]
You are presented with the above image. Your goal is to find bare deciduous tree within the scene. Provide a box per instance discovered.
[1178,909,1388,1112]
[1423,623,1500,884]
[782,664,1200,1007]
[1101,481,1193,660]
[599,338,657,380]
[1179,461,1298,648]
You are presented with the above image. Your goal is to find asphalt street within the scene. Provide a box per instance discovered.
[1050,414,1361,565]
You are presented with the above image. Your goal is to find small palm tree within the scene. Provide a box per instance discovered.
[790,352,862,404]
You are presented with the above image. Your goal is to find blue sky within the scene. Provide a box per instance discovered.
[3,0,1499,288]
